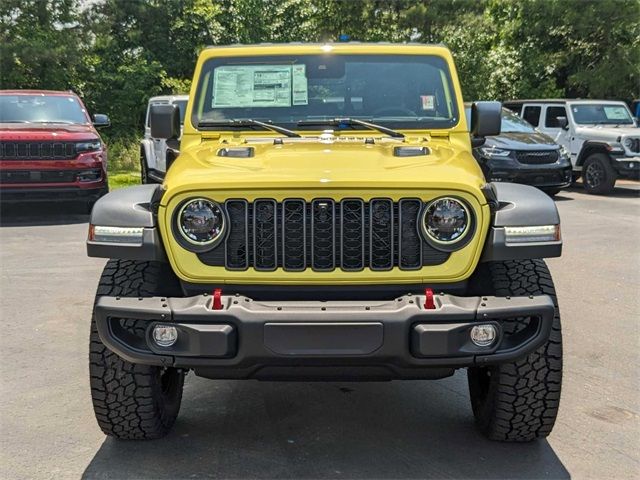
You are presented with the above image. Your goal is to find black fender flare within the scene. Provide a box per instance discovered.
[87,185,167,261]
[576,141,614,167]
[481,183,562,262]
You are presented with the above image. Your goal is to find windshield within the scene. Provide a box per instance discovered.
[571,103,634,125]
[464,107,534,134]
[500,108,536,133]
[191,54,459,131]
[0,95,89,124]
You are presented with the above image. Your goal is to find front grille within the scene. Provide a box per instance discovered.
[199,198,450,272]
[515,150,559,165]
[0,141,81,160]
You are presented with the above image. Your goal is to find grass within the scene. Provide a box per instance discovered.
[106,137,142,190]
[109,169,141,190]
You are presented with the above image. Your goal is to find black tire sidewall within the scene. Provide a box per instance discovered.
[583,154,616,194]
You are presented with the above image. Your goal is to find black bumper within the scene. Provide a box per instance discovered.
[94,293,555,380]
[0,186,106,203]
[484,160,572,189]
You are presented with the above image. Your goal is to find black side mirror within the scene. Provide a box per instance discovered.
[557,116,569,130]
[150,104,180,140]
[93,114,110,127]
[471,101,501,138]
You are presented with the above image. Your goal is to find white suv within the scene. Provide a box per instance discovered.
[504,99,639,194]
[140,95,188,183]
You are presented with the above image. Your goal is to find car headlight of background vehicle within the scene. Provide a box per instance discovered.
[479,146,511,158]
[76,141,102,153]
[420,197,474,251]
[175,198,226,251]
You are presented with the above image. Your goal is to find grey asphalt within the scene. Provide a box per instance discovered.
[1,183,639,480]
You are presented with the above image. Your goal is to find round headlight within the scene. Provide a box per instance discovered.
[422,197,471,245]
[623,137,634,149]
[177,199,225,246]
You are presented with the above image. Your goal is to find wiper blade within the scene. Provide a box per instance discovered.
[197,119,300,138]
[297,117,405,138]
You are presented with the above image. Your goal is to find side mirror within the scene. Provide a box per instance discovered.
[93,114,110,128]
[150,104,180,140]
[471,101,501,138]
[557,116,569,130]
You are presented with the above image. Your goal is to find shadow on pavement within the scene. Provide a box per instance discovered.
[82,376,570,479]
[0,202,89,227]
[563,181,640,199]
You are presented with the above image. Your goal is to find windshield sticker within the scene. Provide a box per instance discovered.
[292,64,308,106]
[603,106,630,120]
[421,95,435,110]
[212,65,293,108]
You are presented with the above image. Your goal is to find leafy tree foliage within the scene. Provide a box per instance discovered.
[1,0,638,141]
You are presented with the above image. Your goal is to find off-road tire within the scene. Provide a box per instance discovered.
[467,259,562,442]
[89,259,185,440]
[583,153,616,194]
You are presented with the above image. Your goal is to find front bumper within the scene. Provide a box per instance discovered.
[95,292,555,380]
[483,158,572,188]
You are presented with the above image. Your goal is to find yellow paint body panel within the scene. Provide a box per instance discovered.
[158,43,489,285]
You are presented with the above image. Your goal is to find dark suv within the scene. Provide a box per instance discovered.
[466,105,572,196]
[0,90,110,208]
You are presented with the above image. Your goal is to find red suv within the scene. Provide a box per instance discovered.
[0,90,110,208]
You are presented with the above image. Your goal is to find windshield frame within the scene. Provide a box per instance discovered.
[190,53,461,133]
[568,102,634,126]
[0,94,91,125]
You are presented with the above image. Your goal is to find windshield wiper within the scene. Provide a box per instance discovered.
[297,118,405,139]
[197,119,300,138]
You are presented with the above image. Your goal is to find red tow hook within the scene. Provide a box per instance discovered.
[212,288,223,310]
[424,288,435,310]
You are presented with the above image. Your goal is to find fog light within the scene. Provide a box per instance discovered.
[470,324,497,347]
[153,325,178,347]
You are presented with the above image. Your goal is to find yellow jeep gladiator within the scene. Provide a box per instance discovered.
[87,43,563,442]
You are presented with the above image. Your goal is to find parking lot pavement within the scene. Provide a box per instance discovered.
[0,183,638,480]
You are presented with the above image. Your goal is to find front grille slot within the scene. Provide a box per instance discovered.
[253,200,277,271]
[370,199,394,270]
[515,150,559,165]
[311,199,336,271]
[200,198,450,271]
[224,200,249,270]
[340,199,365,271]
[282,199,306,271]
[398,199,422,270]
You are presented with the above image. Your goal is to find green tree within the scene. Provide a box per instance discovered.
[0,0,85,89]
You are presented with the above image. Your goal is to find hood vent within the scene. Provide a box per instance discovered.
[218,147,254,158]
[394,146,429,157]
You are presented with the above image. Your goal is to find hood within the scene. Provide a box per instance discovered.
[575,125,640,142]
[0,123,99,141]
[163,136,486,199]
[483,131,558,150]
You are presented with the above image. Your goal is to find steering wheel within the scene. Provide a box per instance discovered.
[372,107,418,117]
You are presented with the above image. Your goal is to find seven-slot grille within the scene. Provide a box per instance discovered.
[198,198,450,272]
[515,150,559,165]
[0,141,80,161]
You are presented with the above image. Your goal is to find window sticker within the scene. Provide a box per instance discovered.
[212,65,307,108]
[292,64,308,105]
[421,95,435,110]
[603,106,630,120]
